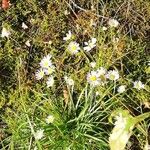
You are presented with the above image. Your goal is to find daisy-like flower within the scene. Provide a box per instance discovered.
[44,65,55,75]
[35,129,44,140]
[46,76,54,87]
[45,115,54,124]
[1,27,10,38]
[108,19,119,28]
[25,40,31,47]
[84,38,97,52]
[90,62,96,68]
[117,85,126,93]
[67,41,80,54]
[22,22,28,29]
[63,30,72,41]
[64,76,74,86]
[133,81,144,90]
[35,69,45,80]
[106,70,119,81]
[40,54,52,69]
[87,71,101,86]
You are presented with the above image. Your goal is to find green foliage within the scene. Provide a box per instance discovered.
[0,0,150,149]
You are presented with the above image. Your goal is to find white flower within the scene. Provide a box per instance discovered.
[1,27,10,38]
[25,40,31,47]
[102,26,107,31]
[63,30,72,41]
[67,41,80,54]
[46,76,54,87]
[87,71,101,86]
[84,38,97,52]
[64,10,70,15]
[45,115,54,124]
[106,70,119,81]
[35,69,45,80]
[64,76,74,86]
[90,62,96,68]
[40,54,52,69]
[96,91,100,96]
[22,22,28,29]
[117,85,126,93]
[108,19,119,28]
[35,129,44,140]
[133,81,144,90]
[44,65,55,75]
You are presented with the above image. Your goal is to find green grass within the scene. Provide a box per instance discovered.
[0,0,150,149]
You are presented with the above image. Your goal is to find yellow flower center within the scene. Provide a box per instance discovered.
[39,71,44,76]
[43,61,49,68]
[90,76,97,81]
[110,74,115,80]
[71,45,77,52]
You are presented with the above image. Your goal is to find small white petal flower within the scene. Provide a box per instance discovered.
[108,19,119,28]
[102,26,107,31]
[84,38,97,52]
[67,41,80,54]
[22,22,28,29]
[46,76,54,87]
[133,81,144,90]
[44,65,55,75]
[35,69,45,80]
[90,62,96,68]
[96,91,100,96]
[46,115,54,124]
[1,27,10,38]
[40,54,52,69]
[64,76,74,86]
[106,70,119,81]
[87,71,101,86]
[35,129,44,140]
[63,30,72,41]
[64,10,70,15]
[117,85,126,93]
[25,40,31,47]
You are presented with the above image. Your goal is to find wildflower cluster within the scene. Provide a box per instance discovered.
[35,54,55,87]
[86,66,145,92]
[64,31,97,55]
[87,67,119,86]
